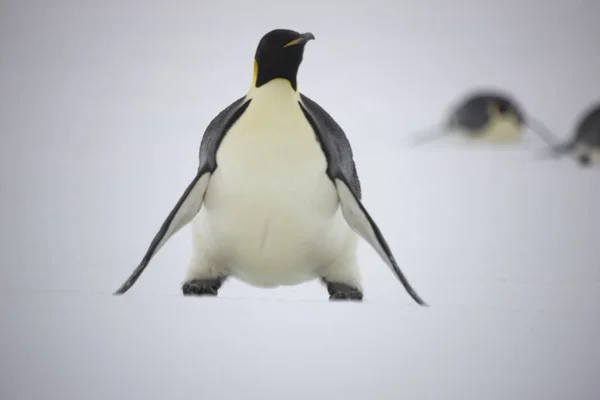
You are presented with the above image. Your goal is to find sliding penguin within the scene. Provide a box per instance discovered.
[114,29,427,306]
[411,89,558,147]
[543,102,600,166]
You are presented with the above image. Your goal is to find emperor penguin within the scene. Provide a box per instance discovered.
[543,101,600,167]
[411,89,558,147]
[114,29,427,306]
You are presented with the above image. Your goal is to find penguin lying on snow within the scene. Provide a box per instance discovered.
[544,102,600,167]
[411,90,558,147]
[114,29,427,306]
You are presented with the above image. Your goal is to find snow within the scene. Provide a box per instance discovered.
[1,0,600,398]
[1,290,598,399]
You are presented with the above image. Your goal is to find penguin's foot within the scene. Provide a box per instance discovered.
[578,153,591,166]
[182,277,225,297]
[325,281,363,301]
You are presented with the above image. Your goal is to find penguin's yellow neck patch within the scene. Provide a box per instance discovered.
[252,60,258,88]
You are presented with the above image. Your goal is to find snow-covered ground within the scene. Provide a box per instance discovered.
[1,289,598,399]
[1,0,599,398]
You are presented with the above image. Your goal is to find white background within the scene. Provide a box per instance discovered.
[1,0,599,398]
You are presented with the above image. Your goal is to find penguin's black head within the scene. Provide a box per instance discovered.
[253,29,315,91]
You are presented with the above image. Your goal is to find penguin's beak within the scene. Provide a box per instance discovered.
[283,32,315,48]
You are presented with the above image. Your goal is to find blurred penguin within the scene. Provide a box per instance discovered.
[543,102,600,167]
[410,89,558,147]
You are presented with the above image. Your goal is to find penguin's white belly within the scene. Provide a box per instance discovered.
[196,84,351,287]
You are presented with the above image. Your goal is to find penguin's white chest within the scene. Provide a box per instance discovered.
[199,81,349,286]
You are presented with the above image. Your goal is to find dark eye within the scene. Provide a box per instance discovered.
[496,102,509,113]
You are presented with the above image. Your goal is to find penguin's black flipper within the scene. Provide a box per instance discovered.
[409,124,450,146]
[335,179,428,306]
[114,96,251,295]
[114,172,211,295]
[536,139,576,160]
[299,94,427,307]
